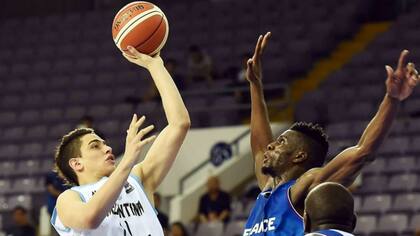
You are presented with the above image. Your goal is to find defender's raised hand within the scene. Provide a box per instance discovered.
[385,50,419,101]
[246,32,271,84]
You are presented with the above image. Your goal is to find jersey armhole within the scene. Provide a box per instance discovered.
[129,174,158,215]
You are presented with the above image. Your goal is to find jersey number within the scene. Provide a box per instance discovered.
[121,221,133,236]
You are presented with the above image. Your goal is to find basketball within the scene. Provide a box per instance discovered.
[112,1,169,56]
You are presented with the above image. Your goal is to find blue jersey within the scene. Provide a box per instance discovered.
[306,229,354,236]
[244,180,303,236]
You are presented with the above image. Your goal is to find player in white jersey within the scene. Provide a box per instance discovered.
[304,183,356,236]
[51,46,191,236]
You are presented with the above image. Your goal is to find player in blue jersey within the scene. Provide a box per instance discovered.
[304,182,355,236]
[243,32,419,236]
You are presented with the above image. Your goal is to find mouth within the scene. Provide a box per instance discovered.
[105,154,116,164]
[263,153,271,165]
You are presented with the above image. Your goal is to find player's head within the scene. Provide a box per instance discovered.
[171,222,189,236]
[188,45,203,61]
[12,206,30,226]
[54,128,115,186]
[304,182,356,233]
[261,122,328,178]
[206,176,220,193]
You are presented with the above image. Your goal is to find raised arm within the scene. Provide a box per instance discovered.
[310,50,418,188]
[247,32,274,190]
[124,47,191,201]
[56,115,155,229]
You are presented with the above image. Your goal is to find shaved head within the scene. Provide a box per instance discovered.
[304,182,356,233]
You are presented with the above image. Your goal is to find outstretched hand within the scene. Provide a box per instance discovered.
[385,50,419,101]
[123,46,164,70]
[246,32,271,85]
[124,114,156,165]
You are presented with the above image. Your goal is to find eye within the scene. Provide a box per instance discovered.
[277,138,285,145]
[91,143,99,149]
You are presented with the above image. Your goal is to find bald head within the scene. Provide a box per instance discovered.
[304,182,356,233]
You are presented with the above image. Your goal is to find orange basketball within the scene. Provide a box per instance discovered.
[112,1,169,56]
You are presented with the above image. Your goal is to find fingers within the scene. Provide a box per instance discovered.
[133,124,155,142]
[127,114,146,139]
[385,65,394,79]
[254,35,263,58]
[138,135,156,147]
[397,49,409,71]
[261,32,271,53]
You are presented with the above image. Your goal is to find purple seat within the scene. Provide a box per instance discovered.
[387,173,417,192]
[359,194,391,214]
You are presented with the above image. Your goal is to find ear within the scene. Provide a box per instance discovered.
[69,157,83,172]
[292,151,308,164]
[303,211,310,233]
[351,213,357,231]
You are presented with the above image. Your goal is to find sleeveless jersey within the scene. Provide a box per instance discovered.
[306,229,355,236]
[51,175,164,236]
[244,180,303,236]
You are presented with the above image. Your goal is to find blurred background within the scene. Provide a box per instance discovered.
[0,0,420,235]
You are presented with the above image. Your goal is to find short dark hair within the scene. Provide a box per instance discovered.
[171,222,189,236]
[54,128,94,186]
[13,206,27,214]
[290,122,329,167]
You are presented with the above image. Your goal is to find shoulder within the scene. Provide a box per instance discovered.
[57,189,84,205]
[296,168,321,184]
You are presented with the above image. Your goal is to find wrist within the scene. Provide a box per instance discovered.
[250,79,263,89]
[146,60,164,72]
[385,93,401,102]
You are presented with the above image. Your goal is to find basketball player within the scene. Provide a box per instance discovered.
[304,182,356,236]
[51,46,191,236]
[243,32,419,235]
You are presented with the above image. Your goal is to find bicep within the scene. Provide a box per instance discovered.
[313,146,368,188]
[56,190,94,230]
[136,125,187,191]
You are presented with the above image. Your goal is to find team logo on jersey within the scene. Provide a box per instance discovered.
[124,181,134,194]
[244,217,276,236]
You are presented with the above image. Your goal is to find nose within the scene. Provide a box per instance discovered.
[105,145,113,154]
[267,143,275,151]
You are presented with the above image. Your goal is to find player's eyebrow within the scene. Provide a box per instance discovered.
[88,139,105,145]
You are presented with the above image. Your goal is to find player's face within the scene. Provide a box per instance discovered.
[79,133,116,177]
[261,130,298,177]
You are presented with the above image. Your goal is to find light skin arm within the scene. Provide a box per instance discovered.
[56,115,156,229]
[247,32,273,190]
[291,50,419,206]
[124,47,191,202]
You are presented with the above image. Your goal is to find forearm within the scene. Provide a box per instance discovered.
[85,158,134,227]
[250,82,273,153]
[357,94,400,154]
[148,63,190,127]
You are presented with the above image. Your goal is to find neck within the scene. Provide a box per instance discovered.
[312,223,353,233]
[78,174,104,186]
[272,167,306,187]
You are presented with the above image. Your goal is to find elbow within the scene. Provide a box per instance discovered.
[174,115,191,130]
[353,146,376,164]
[85,212,102,229]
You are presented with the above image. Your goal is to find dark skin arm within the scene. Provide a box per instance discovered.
[247,32,274,190]
[290,50,419,213]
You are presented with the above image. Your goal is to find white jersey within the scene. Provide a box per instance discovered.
[51,175,164,236]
